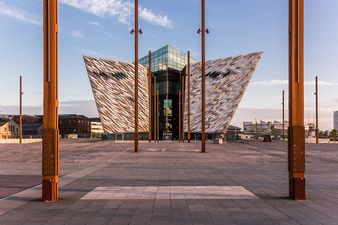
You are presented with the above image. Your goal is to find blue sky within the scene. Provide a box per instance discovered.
[0,0,337,130]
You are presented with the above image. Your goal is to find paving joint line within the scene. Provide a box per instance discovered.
[0,148,129,216]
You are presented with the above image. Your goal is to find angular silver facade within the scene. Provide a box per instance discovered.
[84,51,262,135]
[184,52,263,133]
[84,56,149,133]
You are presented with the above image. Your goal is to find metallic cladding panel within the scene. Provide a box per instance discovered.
[184,52,263,133]
[84,56,149,133]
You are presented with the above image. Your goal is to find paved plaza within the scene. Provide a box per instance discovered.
[0,140,338,225]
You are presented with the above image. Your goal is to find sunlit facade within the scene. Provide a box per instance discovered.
[139,45,197,72]
[84,45,262,141]
[140,45,197,140]
[334,111,338,130]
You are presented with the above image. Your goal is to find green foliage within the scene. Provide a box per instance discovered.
[329,129,338,141]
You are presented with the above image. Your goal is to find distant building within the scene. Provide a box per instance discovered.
[305,122,316,138]
[59,114,90,138]
[243,122,254,133]
[0,120,19,139]
[0,114,13,121]
[271,120,289,137]
[85,45,262,140]
[334,111,338,130]
[226,125,241,133]
[90,118,104,138]
[13,115,43,138]
[22,123,43,138]
[226,125,241,140]
[13,115,43,124]
[243,121,272,135]
[243,120,291,139]
[1,114,95,138]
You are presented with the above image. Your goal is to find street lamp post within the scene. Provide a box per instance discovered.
[282,90,285,141]
[179,90,181,142]
[130,0,142,152]
[154,77,157,142]
[187,51,191,143]
[134,0,139,152]
[148,51,152,143]
[42,0,59,202]
[288,0,305,200]
[200,0,206,153]
[315,76,319,144]
[181,70,185,142]
[157,91,160,142]
[19,76,23,144]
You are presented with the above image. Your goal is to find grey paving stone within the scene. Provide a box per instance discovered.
[0,140,338,225]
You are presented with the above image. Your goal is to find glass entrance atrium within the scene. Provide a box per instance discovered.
[139,45,197,140]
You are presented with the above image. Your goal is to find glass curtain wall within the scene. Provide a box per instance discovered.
[139,45,197,140]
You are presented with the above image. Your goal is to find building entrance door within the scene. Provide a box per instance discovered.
[163,132,172,141]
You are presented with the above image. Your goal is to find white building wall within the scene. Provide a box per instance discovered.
[334,111,338,130]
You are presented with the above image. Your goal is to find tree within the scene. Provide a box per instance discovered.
[319,130,329,138]
[329,129,338,141]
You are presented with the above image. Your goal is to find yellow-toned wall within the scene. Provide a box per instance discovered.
[0,121,19,139]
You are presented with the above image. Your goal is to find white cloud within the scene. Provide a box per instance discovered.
[70,31,84,38]
[0,1,41,26]
[60,0,133,25]
[252,79,338,87]
[305,80,338,86]
[139,6,173,28]
[252,79,288,86]
[77,48,107,57]
[60,0,173,28]
[88,21,100,26]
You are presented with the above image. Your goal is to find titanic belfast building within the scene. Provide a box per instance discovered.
[84,45,262,140]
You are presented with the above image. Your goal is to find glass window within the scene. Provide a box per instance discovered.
[164,99,172,108]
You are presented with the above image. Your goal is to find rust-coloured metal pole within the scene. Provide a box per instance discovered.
[148,51,152,142]
[157,91,160,142]
[19,76,22,144]
[288,0,305,200]
[179,90,181,142]
[201,0,206,152]
[315,76,319,144]
[282,90,285,141]
[42,0,59,202]
[181,70,185,142]
[187,51,191,143]
[154,77,157,142]
[134,0,139,152]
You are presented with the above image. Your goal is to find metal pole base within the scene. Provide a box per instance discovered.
[42,176,58,202]
[134,133,139,152]
[134,139,138,153]
[289,177,305,200]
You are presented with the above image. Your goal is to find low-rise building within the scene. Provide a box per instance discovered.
[226,125,241,140]
[0,120,19,139]
[0,114,13,121]
[22,123,43,138]
[243,121,272,135]
[243,122,254,133]
[13,115,43,138]
[243,120,290,139]
[90,118,104,138]
[59,114,90,138]
[13,115,43,124]
[305,122,316,138]
[271,120,289,138]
